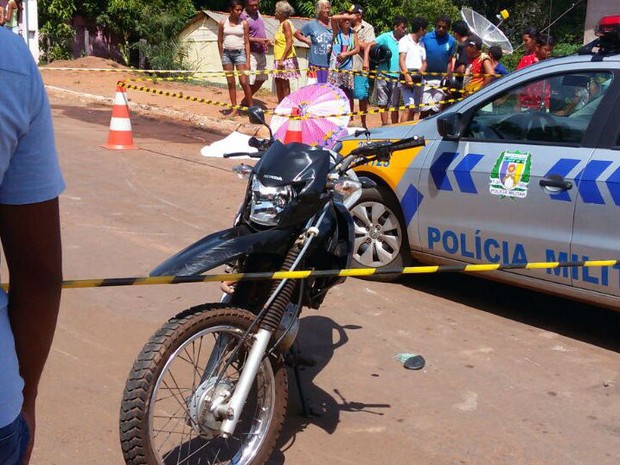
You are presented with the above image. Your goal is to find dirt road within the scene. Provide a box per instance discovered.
[27,90,619,465]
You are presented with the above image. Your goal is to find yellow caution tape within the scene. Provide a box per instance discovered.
[2,260,617,290]
[41,66,501,79]
[119,80,464,117]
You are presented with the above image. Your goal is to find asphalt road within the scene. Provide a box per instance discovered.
[28,91,620,465]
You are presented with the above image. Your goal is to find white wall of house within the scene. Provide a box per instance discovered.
[584,0,619,43]
[179,11,311,95]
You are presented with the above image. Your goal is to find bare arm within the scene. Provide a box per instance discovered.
[294,30,311,46]
[6,1,15,24]
[1,198,63,464]
[243,20,251,64]
[481,58,495,87]
[218,21,224,57]
[364,40,376,69]
[330,13,355,32]
[349,32,360,57]
[399,52,412,86]
[281,20,294,62]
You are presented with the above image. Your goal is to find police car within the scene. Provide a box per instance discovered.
[338,15,620,310]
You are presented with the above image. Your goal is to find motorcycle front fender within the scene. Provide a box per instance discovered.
[150,225,293,277]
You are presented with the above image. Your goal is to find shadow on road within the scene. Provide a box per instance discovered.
[399,272,620,353]
[50,103,219,145]
[267,315,390,464]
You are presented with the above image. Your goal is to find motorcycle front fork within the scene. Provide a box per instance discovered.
[219,328,273,437]
[214,207,328,436]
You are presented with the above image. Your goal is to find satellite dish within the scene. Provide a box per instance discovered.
[461,8,513,54]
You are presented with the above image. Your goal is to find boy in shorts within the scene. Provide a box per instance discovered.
[367,16,408,125]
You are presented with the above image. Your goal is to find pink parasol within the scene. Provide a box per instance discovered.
[270,83,351,149]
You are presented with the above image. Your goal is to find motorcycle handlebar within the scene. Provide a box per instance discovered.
[348,136,425,157]
[223,151,263,159]
[390,136,425,152]
[248,136,273,150]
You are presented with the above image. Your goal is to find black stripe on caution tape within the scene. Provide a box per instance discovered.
[3,260,616,290]
[119,80,464,117]
[41,66,500,79]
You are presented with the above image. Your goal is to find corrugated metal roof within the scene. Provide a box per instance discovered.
[203,10,311,48]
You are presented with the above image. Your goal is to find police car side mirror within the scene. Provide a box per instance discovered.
[437,113,462,139]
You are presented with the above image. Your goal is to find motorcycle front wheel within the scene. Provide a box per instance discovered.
[120,304,288,465]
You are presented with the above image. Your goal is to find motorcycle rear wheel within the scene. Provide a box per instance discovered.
[119,304,288,465]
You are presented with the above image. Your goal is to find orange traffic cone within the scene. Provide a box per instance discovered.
[102,85,139,150]
[283,107,303,144]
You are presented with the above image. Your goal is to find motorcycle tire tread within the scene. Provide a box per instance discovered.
[119,303,288,465]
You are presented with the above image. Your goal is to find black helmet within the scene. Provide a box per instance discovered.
[441,75,461,90]
[369,44,392,66]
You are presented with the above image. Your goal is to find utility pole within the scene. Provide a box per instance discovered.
[20,0,40,62]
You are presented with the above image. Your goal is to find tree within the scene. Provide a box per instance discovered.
[39,0,77,62]
[107,0,195,67]
[401,0,460,26]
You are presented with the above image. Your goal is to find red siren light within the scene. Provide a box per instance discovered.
[595,15,620,39]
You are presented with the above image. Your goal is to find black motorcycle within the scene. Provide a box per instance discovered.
[119,107,424,465]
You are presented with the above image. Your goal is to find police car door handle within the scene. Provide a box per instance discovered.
[539,176,573,190]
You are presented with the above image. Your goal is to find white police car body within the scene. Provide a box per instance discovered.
[338,16,620,309]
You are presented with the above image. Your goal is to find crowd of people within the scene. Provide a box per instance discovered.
[217,0,555,126]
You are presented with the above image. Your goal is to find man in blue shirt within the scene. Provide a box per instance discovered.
[421,15,457,116]
[0,27,65,465]
[366,16,408,125]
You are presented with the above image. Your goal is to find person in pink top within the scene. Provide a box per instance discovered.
[218,0,253,115]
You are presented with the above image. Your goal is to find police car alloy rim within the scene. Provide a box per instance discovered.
[350,200,403,267]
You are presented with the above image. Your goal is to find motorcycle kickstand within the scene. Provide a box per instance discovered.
[285,344,315,418]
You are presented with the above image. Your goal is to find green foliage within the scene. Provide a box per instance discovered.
[452,0,586,51]
[107,0,195,68]
[39,0,77,63]
[401,0,460,26]
[501,50,522,72]
[552,42,580,57]
[38,0,195,68]
[138,37,191,73]
[40,0,587,68]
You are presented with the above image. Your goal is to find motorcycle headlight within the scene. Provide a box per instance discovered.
[249,177,295,226]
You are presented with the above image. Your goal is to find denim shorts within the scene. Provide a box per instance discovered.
[221,49,246,66]
[0,415,30,465]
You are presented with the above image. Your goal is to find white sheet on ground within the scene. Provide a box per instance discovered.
[201,127,367,158]
[200,131,258,158]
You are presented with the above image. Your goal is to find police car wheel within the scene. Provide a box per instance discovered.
[349,186,410,281]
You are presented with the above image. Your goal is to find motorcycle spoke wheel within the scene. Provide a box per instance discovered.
[120,304,288,465]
